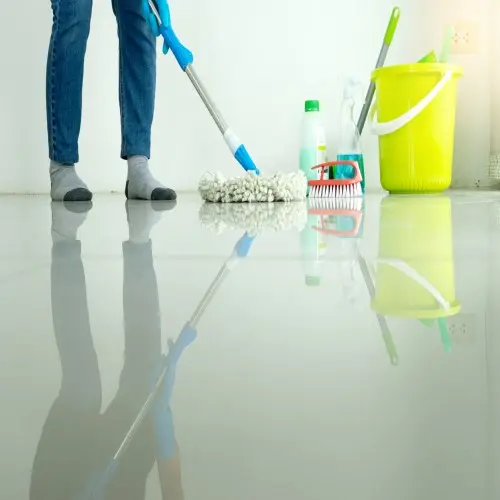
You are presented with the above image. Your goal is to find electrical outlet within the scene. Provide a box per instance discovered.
[449,23,479,54]
[447,313,477,344]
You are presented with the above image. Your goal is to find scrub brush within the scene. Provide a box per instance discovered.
[308,161,363,198]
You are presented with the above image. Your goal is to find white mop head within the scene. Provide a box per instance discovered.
[199,200,308,234]
[198,171,307,203]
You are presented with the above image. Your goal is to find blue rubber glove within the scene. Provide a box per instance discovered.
[142,0,171,55]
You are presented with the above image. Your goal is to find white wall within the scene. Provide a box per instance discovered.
[0,0,492,193]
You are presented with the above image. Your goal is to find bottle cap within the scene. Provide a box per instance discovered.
[305,100,320,112]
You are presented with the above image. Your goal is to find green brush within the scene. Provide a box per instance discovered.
[418,26,454,64]
[418,51,438,63]
[357,6,401,135]
[439,25,454,62]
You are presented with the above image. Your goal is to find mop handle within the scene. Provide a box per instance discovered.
[82,233,256,499]
[147,0,259,173]
[110,232,255,462]
[358,256,398,366]
[356,7,400,135]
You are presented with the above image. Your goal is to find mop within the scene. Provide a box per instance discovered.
[148,0,307,203]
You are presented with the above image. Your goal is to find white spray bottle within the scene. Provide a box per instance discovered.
[337,79,366,192]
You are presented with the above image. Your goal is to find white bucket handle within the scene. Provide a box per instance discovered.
[370,70,453,136]
[376,258,451,311]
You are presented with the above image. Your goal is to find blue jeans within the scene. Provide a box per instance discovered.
[47,0,157,164]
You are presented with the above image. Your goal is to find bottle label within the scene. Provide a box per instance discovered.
[316,145,327,179]
[300,144,328,181]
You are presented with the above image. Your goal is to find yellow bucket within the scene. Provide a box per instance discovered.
[371,195,461,319]
[371,64,463,193]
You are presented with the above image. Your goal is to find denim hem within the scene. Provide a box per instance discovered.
[120,149,151,161]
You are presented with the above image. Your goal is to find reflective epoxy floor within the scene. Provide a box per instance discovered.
[2,191,500,499]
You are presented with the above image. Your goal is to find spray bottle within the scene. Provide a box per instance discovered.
[337,80,366,192]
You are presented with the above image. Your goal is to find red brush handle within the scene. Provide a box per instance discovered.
[310,161,360,182]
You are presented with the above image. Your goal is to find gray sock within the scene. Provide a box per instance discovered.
[126,156,177,201]
[50,161,92,202]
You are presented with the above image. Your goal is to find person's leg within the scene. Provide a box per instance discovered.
[47,0,93,202]
[111,0,177,201]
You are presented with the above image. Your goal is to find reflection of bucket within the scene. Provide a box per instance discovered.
[371,64,463,193]
[371,196,461,318]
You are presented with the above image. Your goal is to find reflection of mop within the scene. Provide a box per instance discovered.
[358,256,399,365]
[84,232,255,499]
[199,201,307,234]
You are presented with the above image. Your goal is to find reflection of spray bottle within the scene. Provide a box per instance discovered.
[337,79,366,192]
[300,209,327,286]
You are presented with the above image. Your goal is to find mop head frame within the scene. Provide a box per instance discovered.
[199,171,308,203]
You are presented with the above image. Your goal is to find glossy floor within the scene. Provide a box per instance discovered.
[2,191,500,500]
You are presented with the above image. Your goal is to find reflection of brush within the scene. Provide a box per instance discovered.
[438,318,452,352]
[308,198,363,237]
[419,318,452,352]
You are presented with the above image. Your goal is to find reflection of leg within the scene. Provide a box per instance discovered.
[101,235,162,499]
[31,214,100,500]
[126,199,176,243]
[51,237,101,410]
[51,201,92,243]
[51,202,100,408]
[121,238,162,388]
